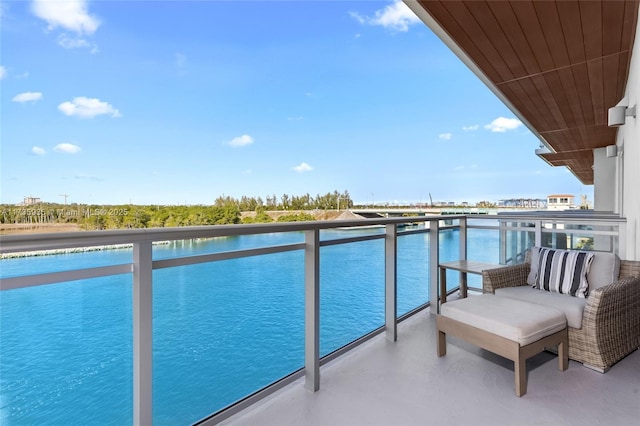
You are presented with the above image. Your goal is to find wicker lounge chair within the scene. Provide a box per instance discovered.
[482,251,640,372]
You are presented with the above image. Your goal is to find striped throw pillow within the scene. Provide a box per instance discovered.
[535,248,594,298]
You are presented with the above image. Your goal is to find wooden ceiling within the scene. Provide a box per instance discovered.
[413,0,639,184]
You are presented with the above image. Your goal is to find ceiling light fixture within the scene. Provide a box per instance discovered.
[608,97,636,127]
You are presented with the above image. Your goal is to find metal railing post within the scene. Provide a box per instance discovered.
[385,224,397,341]
[304,230,320,391]
[459,216,467,261]
[519,224,527,262]
[535,220,542,247]
[499,219,507,264]
[510,221,518,263]
[618,221,627,259]
[133,241,153,426]
[459,217,468,286]
[430,219,440,315]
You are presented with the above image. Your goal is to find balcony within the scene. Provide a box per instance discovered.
[220,311,640,426]
[0,212,632,425]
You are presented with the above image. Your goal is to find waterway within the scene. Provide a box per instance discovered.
[0,227,499,425]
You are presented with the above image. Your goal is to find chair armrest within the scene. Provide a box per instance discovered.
[482,263,530,294]
[582,275,640,351]
[619,260,640,279]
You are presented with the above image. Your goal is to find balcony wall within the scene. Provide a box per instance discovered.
[612,12,640,261]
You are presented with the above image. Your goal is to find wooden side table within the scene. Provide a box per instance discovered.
[439,260,501,305]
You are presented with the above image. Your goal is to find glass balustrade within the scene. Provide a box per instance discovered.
[0,213,625,424]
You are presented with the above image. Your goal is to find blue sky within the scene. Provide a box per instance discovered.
[1,0,592,206]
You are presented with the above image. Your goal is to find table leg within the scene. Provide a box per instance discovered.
[461,272,468,298]
[439,266,447,305]
[437,329,446,357]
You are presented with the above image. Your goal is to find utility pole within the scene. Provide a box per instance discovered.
[60,193,69,205]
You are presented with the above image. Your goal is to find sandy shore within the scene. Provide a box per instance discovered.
[0,223,82,235]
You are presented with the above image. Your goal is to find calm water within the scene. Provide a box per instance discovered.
[0,227,498,425]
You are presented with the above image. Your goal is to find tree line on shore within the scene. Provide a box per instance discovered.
[0,190,353,230]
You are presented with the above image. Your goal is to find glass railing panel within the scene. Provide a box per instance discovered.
[397,231,430,316]
[502,221,535,265]
[321,227,385,239]
[0,276,133,425]
[152,251,304,424]
[563,224,595,250]
[152,231,304,260]
[319,238,384,356]
[466,228,500,289]
[439,228,461,293]
[0,247,133,277]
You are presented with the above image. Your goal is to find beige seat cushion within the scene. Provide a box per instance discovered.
[495,286,586,329]
[441,295,566,346]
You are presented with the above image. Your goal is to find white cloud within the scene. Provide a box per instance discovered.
[0,66,6,79]
[31,0,100,35]
[463,124,479,131]
[58,97,121,118]
[31,146,46,155]
[287,116,303,121]
[292,162,313,173]
[350,1,420,32]
[438,133,452,141]
[484,117,522,133]
[12,92,43,103]
[54,143,82,154]
[226,134,254,147]
[349,11,366,25]
[57,34,98,53]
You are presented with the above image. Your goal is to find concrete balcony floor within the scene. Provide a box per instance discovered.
[223,308,640,426]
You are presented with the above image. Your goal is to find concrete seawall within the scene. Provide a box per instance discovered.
[1,241,172,259]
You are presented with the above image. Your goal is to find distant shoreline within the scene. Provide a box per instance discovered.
[1,244,135,259]
[0,211,352,259]
[0,210,348,236]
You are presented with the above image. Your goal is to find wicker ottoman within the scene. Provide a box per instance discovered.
[437,295,568,396]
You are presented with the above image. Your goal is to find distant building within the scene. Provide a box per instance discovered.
[21,196,42,206]
[498,198,546,209]
[547,194,575,210]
